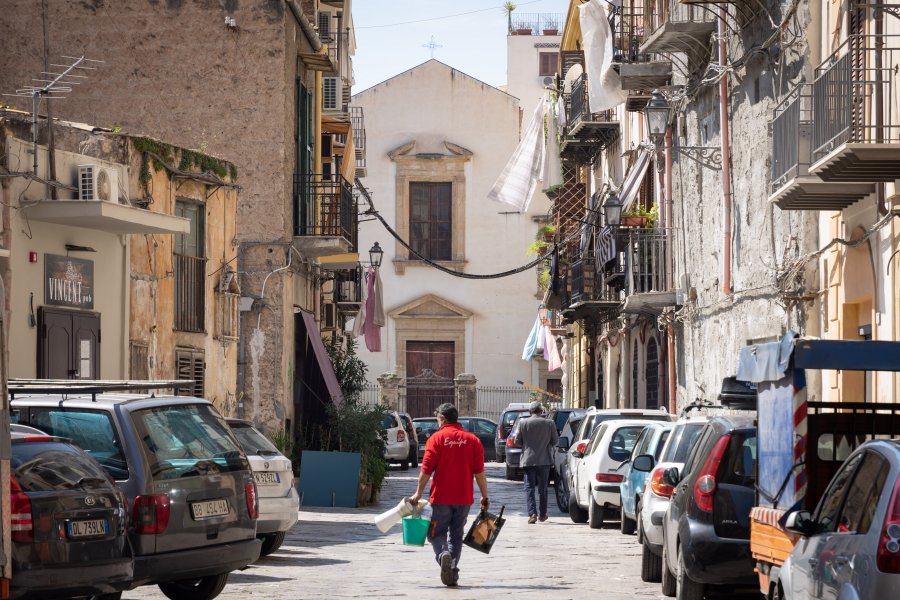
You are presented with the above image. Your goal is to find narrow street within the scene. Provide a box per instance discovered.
[125,463,662,599]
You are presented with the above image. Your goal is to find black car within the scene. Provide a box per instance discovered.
[494,406,530,462]
[9,431,133,600]
[413,416,497,461]
[659,415,757,599]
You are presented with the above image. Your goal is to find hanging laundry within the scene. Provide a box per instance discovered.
[542,96,564,190]
[351,269,368,339]
[363,267,384,352]
[488,97,546,212]
[522,316,542,360]
[579,0,627,112]
[548,335,563,372]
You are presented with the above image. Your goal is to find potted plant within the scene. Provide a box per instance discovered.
[516,23,533,35]
[619,204,658,228]
[542,16,559,36]
[503,2,516,34]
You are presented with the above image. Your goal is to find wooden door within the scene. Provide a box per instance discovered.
[38,307,100,379]
[405,341,455,418]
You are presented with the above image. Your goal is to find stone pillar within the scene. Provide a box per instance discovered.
[377,372,401,411]
[455,373,477,416]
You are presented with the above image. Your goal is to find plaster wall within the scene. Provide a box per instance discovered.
[352,60,552,387]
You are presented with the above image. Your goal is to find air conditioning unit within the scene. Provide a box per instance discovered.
[78,165,118,202]
[542,76,554,86]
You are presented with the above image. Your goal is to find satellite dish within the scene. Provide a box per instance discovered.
[563,64,583,94]
[96,169,111,202]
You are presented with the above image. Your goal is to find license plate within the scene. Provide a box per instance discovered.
[254,471,280,486]
[67,518,107,538]
[191,499,230,520]
[419,444,426,451]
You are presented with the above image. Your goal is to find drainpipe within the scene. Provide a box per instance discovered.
[718,9,733,296]
[665,127,676,414]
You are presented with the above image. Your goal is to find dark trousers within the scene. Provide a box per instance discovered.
[523,465,550,517]
[427,504,470,568]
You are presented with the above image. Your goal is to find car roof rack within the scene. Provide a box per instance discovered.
[7,379,196,402]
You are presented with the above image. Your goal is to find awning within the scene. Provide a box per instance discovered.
[300,310,345,405]
[618,149,652,213]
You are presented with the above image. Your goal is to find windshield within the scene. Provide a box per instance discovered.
[132,404,249,480]
[230,422,280,456]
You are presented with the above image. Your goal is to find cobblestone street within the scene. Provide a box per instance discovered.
[125,463,664,600]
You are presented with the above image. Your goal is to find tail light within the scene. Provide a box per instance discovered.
[650,466,675,498]
[575,441,589,454]
[692,434,731,513]
[595,473,624,483]
[133,494,170,534]
[877,475,900,573]
[245,481,259,520]
[506,435,519,449]
[10,475,33,543]
[397,430,406,443]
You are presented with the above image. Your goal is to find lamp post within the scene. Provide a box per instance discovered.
[602,194,623,227]
[642,90,722,170]
[368,241,384,268]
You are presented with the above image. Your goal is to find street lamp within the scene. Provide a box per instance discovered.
[368,241,384,268]
[602,194,623,226]
[644,91,670,147]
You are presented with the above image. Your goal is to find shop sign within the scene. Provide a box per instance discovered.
[45,254,94,309]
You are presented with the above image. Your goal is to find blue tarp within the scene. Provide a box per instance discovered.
[736,330,797,383]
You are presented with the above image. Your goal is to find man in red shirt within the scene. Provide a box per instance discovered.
[409,403,489,587]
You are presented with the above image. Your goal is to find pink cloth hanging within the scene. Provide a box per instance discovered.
[363,267,383,352]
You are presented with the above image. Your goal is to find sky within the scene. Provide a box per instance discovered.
[352,0,570,94]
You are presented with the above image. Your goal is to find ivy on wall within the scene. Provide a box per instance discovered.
[131,136,238,192]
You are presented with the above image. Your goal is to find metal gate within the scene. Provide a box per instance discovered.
[401,369,455,418]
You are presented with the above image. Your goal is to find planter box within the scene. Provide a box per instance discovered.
[515,28,533,35]
[543,29,559,35]
[620,215,651,227]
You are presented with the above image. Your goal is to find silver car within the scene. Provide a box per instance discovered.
[778,439,900,599]
[227,419,299,557]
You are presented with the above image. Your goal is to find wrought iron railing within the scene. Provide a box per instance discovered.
[771,84,813,189]
[293,173,355,243]
[323,31,349,73]
[350,106,366,152]
[620,228,670,296]
[334,265,362,306]
[643,0,716,41]
[509,13,564,34]
[564,73,617,131]
[811,34,900,162]
[612,4,649,63]
[174,254,206,332]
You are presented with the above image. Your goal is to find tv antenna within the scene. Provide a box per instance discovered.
[3,55,102,175]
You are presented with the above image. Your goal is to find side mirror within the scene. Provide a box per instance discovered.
[632,454,655,473]
[784,510,816,537]
[558,436,570,451]
[661,466,680,488]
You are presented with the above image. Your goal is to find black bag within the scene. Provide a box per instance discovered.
[462,505,505,554]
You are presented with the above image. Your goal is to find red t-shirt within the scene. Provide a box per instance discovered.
[421,423,485,505]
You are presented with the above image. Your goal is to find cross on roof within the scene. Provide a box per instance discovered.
[422,35,443,59]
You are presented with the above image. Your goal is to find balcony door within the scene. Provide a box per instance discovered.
[37,307,100,379]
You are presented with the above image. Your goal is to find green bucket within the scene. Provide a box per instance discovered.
[401,516,430,546]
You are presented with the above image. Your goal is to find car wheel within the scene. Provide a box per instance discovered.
[568,489,588,523]
[410,449,418,468]
[400,460,410,471]
[259,531,286,556]
[641,540,662,583]
[588,495,606,529]
[770,582,783,600]
[620,496,636,535]
[158,573,229,600]
[555,470,570,513]
[676,547,705,600]
[661,541,676,597]
[505,465,516,480]
[636,503,644,544]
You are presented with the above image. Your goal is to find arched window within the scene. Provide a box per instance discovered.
[631,342,640,408]
[646,337,659,409]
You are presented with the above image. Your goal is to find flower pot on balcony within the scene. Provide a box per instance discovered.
[516,28,532,35]
[543,29,559,35]
[620,215,651,228]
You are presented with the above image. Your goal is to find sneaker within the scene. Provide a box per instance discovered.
[439,551,454,586]
[539,515,549,522]
[451,567,460,586]
[527,515,537,524]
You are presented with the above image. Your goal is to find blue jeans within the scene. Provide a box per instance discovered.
[524,465,550,517]
[427,504,470,568]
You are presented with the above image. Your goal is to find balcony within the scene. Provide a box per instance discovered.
[323,31,349,77]
[618,228,676,314]
[640,0,716,66]
[809,35,900,182]
[769,84,874,210]
[562,252,622,325]
[560,73,620,164]
[509,13,564,36]
[333,265,363,314]
[612,3,672,109]
[350,107,366,159]
[292,174,357,258]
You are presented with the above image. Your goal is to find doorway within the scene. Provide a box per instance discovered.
[404,341,455,417]
[37,307,100,379]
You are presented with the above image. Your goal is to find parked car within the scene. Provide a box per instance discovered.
[634,418,708,583]
[569,419,656,528]
[619,422,673,535]
[413,416,497,461]
[11,393,262,600]
[9,430,133,600]
[504,415,525,480]
[227,419,299,556]
[398,412,419,468]
[777,439,900,600]
[381,411,411,470]
[494,403,531,462]
[552,408,588,512]
[561,407,673,517]
[660,415,758,599]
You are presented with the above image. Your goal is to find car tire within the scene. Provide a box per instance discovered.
[400,460,410,471]
[641,540,662,583]
[770,582,783,600]
[676,547,705,600]
[636,503,644,544]
[661,541,676,597]
[411,449,418,469]
[588,495,606,529]
[505,465,516,480]
[620,496,637,535]
[555,469,570,513]
[568,489,588,523]
[158,573,229,600]
[259,531,286,557]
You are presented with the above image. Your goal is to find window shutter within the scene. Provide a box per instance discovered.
[323,78,338,110]
[176,349,205,397]
[318,12,331,41]
[130,342,149,380]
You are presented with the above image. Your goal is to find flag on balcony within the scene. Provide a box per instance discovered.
[579,0,627,112]
[488,97,546,212]
[595,225,616,270]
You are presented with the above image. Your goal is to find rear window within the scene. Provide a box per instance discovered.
[230,423,280,456]
[662,422,706,464]
[717,431,757,488]
[415,420,439,434]
[503,410,528,426]
[552,410,571,433]
[28,408,129,481]
[654,431,671,460]
[12,440,116,493]
[131,404,249,481]
[381,414,398,429]
[608,426,646,462]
